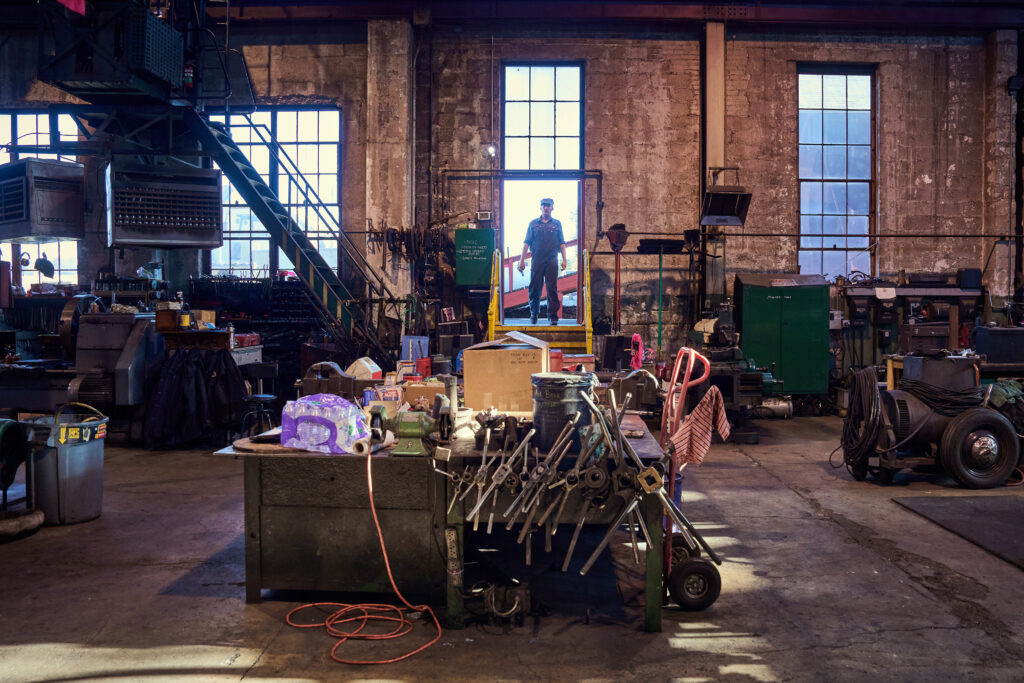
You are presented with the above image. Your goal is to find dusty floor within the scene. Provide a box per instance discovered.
[2,416,1023,682]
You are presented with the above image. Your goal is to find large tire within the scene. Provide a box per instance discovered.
[668,558,721,611]
[939,408,1019,489]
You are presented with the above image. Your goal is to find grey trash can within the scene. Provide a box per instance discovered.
[24,403,109,525]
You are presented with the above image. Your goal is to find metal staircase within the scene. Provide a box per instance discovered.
[184,109,397,364]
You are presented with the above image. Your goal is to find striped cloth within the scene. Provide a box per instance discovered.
[668,386,730,467]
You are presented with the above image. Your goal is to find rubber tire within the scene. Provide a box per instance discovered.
[939,408,1019,489]
[668,558,721,611]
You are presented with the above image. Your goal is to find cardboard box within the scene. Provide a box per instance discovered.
[463,331,549,412]
[155,309,179,331]
[403,381,447,410]
[192,309,216,325]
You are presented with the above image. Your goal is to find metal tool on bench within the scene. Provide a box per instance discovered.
[368,402,450,456]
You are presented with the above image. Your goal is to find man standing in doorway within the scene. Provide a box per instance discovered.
[518,197,567,325]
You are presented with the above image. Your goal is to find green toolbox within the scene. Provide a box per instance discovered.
[734,273,830,395]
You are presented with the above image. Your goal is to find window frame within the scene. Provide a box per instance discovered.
[206,105,343,277]
[501,61,585,172]
[0,109,81,286]
[796,63,876,279]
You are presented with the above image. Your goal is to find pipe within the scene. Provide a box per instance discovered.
[351,438,371,456]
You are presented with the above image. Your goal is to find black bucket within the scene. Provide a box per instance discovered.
[531,372,597,452]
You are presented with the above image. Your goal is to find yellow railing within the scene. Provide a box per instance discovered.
[583,248,593,354]
[486,248,501,342]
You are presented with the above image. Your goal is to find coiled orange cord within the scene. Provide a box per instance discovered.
[285,452,443,664]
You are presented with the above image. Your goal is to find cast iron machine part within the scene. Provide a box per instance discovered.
[842,366,1019,488]
[366,403,450,457]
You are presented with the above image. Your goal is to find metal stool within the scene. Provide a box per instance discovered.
[241,362,278,437]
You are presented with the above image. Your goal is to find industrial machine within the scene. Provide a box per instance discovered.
[0,159,85,243]
[843,356,1020,488]
[0,295,156,425]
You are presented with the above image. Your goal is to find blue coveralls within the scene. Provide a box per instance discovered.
[524,217,565,321]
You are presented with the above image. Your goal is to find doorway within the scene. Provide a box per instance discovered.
[501,178,581,324]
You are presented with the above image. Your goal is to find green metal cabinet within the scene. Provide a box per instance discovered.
[735,273,830,395]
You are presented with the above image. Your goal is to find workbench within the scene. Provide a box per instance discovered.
[213,413,666,632]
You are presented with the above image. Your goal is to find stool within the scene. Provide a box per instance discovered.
[241,362,278,437]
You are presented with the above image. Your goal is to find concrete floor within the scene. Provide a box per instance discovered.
[2,416,1024,682]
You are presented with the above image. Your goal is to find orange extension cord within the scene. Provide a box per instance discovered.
[285,452,443,664]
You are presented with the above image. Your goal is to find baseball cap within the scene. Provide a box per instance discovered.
[540,198,554,206]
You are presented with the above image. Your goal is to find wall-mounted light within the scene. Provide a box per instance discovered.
[485,145,496,158]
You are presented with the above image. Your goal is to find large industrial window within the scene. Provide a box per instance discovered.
[797,67,873,278]
[502,64,583,316]
[0,112,80,285]
[209,107,341,276]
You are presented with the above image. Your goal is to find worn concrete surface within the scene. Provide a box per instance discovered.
[2,416,1023,681]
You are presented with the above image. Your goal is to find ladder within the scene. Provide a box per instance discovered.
[184,109,397,364]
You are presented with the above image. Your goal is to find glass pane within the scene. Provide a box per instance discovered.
[230,115,251,143]
[211,245,229,270]
[297,111,319,140]
[317,240,338,270]
[555,137,580,170]
[530,137,555,170]
[505,138,529,170]
[506,66,530,101]
[58,239,77,268]
[800,216,822,248]
[848,110,870,144]
[822,250,846,278]
[848,75,871,109]
[318,175,338,204]
[798,74,822,109]
[531,67,555,101]
[823,215,845,249]
[849,249,871,275]
[505,102,529,136]
[823,182,846,214]
[799,110,822,144]
[230,240,249,270]
[277,111,298,143]
[279,248,294,270]
[530,102,554,136]
[251,239,271,274]
[822,75,846,109]
[823,111,846,144]
[318,110,340,142]
[555,102,579,136]
[848,182,870,214]
[556,66,581,101]
[799,250,822,276]
[249,145,271,177]
[848,146,871,179]
[297,144,317,172]
[318,145,337,174]
[799,145,822,179]
[823,146,846,179]
[848,216,869,248]
[58,114,78,141]
[800,182,822,214]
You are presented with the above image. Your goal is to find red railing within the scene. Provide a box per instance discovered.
[501,238,579,308]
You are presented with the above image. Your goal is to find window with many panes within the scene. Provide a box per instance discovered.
[798,67,873,278]
[503,64,582,170]
[209,108,341,276]
[0,111,81,285]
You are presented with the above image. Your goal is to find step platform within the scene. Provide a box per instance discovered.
[496,318,588,349]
